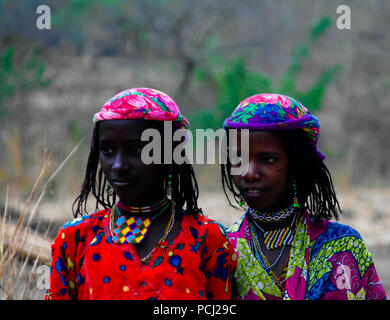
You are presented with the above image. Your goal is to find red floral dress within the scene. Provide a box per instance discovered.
[45,209,237,300]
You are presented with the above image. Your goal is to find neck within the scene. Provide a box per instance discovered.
[118,190,167,208]
[117,196,169,215]
[248,204,299,230]
[251,203,294,214]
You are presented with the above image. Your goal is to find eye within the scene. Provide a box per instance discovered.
[100,145,114,156]
[262,155,277,164]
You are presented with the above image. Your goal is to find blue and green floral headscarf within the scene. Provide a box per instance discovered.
[223,93,325,160]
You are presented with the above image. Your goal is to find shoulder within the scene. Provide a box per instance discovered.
[227,214,246,232]
[185,213,228,239]
[186,214,236,268]
[325,220,362,239]
[224,214,248,250]
[56,209,110,240]
[190,214,226,235]
[310,218,362,245]
[310,218,368,260]
[51,209,110,261]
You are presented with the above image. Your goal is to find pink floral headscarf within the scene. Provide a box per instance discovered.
[93,87,189,129]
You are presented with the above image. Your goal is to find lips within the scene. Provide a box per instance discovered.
[111,179,135,188]
[242,187,266,198]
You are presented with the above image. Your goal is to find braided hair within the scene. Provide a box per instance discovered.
[221,129,341,221]
[73,122,201,217]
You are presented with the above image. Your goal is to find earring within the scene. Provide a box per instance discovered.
[106,182,114,196]
[166,167,173,200]
[293,179,300,208]
[238,195,245,207]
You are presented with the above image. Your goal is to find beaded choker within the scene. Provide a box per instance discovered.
[248,204,295,223]
[111,198,170,244]
[116,197,169,213]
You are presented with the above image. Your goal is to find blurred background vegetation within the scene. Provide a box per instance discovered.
[0,0,389,213]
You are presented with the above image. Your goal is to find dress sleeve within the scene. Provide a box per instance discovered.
[203,222,238,300]
[44,225,80,300]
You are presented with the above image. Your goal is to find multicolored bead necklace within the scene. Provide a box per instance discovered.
[250,228,288,292]
[110,198,170,244]
[249,212,298,292]
[248,208,299,250]
[249,223,288,274]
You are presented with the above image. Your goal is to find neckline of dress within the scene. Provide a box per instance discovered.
[104,208,189,269]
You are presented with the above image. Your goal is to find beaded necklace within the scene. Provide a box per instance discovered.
[248,208,302,292]
[248,209,299,250]
[140,205,175,263]
[249,223,287,273]
[250,229,289,292]
[110,198,170,244]
[248,204,295,223]
[116,197,169,213]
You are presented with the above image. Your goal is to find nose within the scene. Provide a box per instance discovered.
[241,160,261,181]
[112,152,129,173]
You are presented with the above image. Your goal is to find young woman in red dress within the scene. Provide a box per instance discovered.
[45,88,237,300]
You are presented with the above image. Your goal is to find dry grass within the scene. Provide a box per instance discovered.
[0,139,84,300]
[0,154,50,299]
